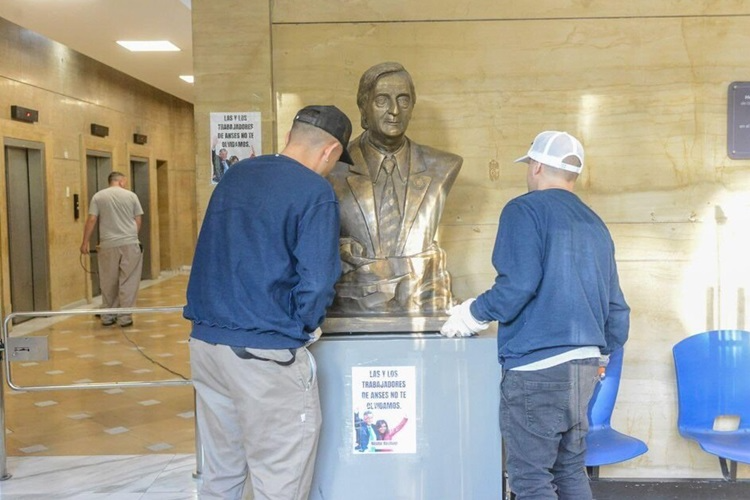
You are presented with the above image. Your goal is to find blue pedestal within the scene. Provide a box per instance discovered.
[309,332,503,500]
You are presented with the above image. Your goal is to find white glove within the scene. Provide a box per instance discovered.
[440,298,489,338]
[305,327,323,346]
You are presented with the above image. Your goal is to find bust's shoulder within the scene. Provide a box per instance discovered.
[413,142,461,161]
[328,160,353,180]
[410,140,463,173]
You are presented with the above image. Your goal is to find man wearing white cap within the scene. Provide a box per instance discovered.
[440,131,630,499]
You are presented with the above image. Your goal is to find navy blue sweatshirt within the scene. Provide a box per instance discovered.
[184,154,341,349]
[471,189,629,369]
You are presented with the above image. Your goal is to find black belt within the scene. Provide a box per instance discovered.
[230,346,297,366]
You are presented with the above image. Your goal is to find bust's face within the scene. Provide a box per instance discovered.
[362,72,414,148]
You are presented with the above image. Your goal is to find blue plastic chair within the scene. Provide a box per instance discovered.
[673,329,750,481]
[585,347,648,478]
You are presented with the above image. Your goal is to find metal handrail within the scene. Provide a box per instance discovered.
[2,306,191,391]
[0,306,202,481]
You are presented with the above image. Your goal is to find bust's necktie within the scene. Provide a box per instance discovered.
[379,155,401,255]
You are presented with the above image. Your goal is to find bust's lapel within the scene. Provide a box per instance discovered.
[398,143,431,251]
[346,140,378,254]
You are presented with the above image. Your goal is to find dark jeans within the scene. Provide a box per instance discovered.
[501,358,599,500]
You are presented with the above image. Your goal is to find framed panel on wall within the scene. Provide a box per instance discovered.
[728,82,750,159]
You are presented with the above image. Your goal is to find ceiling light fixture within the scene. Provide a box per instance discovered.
[116,40,181,52]
[179,75,195,84]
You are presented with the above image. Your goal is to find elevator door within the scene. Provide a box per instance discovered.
[4,142,50,322]
[86,152,112,296]
[156,160,171,270]
[130,157,151,279]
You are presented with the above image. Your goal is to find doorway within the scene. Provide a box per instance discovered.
[156,159,170,270]
[4,139,50,323]
[130,157,151,279]
[85,151,112,296]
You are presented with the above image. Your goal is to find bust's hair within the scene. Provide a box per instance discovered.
[357,62,417,129]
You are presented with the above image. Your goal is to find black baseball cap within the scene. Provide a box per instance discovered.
[294,105,354,165]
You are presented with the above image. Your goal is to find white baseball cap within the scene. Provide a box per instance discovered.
[514,131,584,174]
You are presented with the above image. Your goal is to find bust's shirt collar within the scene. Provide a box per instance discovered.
[363,134,410,182]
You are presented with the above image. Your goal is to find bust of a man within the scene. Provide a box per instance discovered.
[327,62,462,316]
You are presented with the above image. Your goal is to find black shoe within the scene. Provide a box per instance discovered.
[119,320,133,328]
[101,319,116,326]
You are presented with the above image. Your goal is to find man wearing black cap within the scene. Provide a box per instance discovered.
[184,105,353,500]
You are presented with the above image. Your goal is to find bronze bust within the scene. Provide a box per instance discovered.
[327,62,462,319]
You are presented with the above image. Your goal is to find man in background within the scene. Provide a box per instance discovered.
[184,105,353,500]
[354,409,377,452]
[80,171,143,328]
[211,138,230,183]
[441,131,630,499]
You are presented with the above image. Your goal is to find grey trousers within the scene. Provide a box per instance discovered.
[190,338,321,500]
[97,243,142,325]
[501,358,599,500]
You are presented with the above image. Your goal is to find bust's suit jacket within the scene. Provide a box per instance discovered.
[327,133,462,314]
[329,133,461,258]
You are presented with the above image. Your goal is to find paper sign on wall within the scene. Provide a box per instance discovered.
[351,366,416,454]
[209,112,261,184]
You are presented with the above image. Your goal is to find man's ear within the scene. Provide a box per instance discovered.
[323,141,341,164]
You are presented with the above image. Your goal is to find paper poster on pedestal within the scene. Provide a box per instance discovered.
[209,112,261,184]
[351,366,416,454]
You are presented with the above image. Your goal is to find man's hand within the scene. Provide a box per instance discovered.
[80,241,90,255]
[440,299,489,338]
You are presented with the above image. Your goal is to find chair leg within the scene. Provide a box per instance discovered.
[719,457,738,481]
[502,440,516,499]
[503,466,516,499]
[586,466,600,480]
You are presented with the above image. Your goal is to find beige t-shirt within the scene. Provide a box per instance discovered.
[89,186,144,249]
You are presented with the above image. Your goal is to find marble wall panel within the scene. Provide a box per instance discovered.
[272,0,750,24]
[191,0,274,224]
[264,11,750,478]
[272,16,750,218]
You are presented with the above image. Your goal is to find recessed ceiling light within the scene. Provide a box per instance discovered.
[116,40,181,52]
[179,75,195,84]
